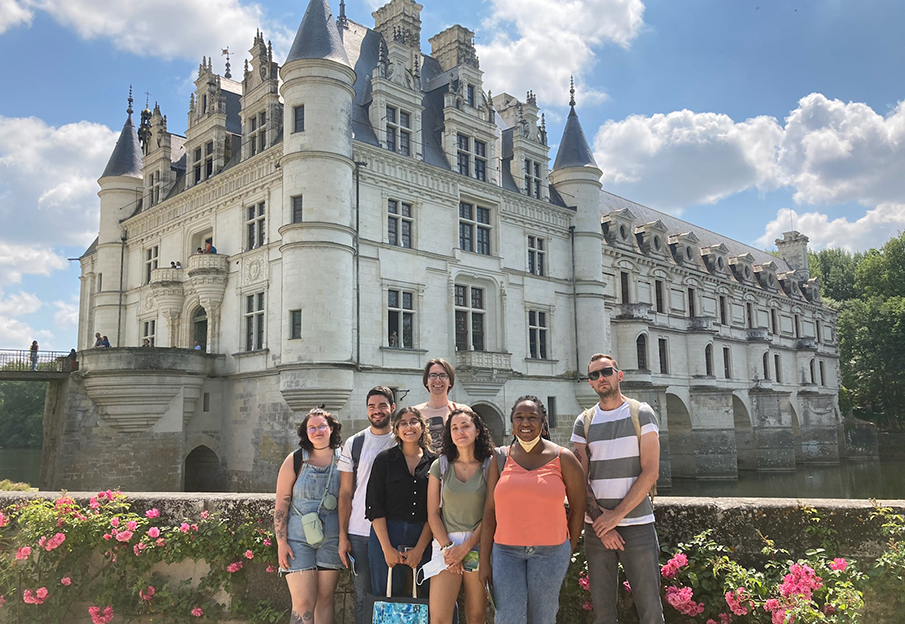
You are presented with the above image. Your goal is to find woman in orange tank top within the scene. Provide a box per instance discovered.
[478,396,586,624]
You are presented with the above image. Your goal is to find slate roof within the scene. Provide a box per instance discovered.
[101,114,143,179]
[552,106,598,170]
[286,0,351,67]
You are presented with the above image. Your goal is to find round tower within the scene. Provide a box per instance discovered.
[278,0,358,411]
[548,80,607,385]
[93,90,144,348]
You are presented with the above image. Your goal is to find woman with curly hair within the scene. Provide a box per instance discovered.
[366,406,437,597]
[426,407,494,624]
[274,407,343,624]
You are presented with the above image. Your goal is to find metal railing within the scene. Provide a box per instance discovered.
[0,349,76,373]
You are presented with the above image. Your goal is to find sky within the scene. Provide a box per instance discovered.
[1,0,904,351]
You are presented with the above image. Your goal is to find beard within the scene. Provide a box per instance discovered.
[369,413,391,429]
[595,385,619,401]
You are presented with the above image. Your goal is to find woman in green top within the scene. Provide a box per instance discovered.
[427,407,495,624]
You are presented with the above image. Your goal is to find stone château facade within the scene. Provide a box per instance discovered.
[46,0,844,492]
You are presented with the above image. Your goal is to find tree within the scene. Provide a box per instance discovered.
[0,381,45,448]
[808,248,860,302]
[854,231,905,299]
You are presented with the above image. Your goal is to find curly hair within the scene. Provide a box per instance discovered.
[440,407,495,462]
[392,406,432,450]
[296,407,343,451]
[509,395,551,440]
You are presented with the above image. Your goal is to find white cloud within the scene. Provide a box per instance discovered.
[756,204,905,253]
[0,314,53,350]
[0,242,69,286]
[0,292,42,316]
[0,116,119,247]
[0,0,32,33]
[476,0,644,106]
[53,298,79,329]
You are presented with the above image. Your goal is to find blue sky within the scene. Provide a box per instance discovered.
[1,0,904,351]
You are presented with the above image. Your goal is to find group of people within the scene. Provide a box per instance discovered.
[194,240,217,255]
[274,354,666,624]
[93,333,111,348]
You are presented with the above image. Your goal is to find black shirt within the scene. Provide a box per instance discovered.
[365,445,436,523]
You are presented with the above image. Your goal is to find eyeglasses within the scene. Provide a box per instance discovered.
[427,373,449,381]
[588,367,617,380]
[307,424,330,434]
[398,419,422,429]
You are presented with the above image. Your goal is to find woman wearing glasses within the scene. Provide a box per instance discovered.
[366,406,437,596]
[414,358,470,453]
[274,407,344,624]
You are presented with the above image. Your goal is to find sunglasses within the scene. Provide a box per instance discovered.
[588,367,617,380]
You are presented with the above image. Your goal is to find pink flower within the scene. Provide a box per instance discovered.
[0,595,5,607]
[110,517,120,528]
[126,520,138,531]
[145,508,160,518]
[245,550,254,559]
[115,530,133,542]
[133,543,147,556]
[192,607,204,617]
[829,558,847,571]
[665,586,705,617]
[0,511,7,527]
[622,580,632,593]
[764,598,780,611]
[15,546,31,560]
[90,499,101,510]
[578,574,590,591]
[88,605,114,624]
[45,533,66,551]
[263,538,272,546]
[201,510,210,519]
[156,538,166,547]
[191,523,199,531]
[61,577,71,586]
[36,588,48,601]
[180,522,190,533]
[226,561,243,573]
[38,536,46,547]
[582,601,594,611]
[147,527,160,538]
[103,534,112,541]
[266,564,277,573]
[140,585,155,601]
[725,587,753,616]
[23,587,49,605]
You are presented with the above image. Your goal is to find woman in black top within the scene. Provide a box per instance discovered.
[366,406,436,596]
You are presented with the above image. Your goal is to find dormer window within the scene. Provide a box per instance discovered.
[730,254,755,283]
[456,135,487,182]
[204,141,214,178]
[249,112,267,156]
[602,209,636,249]
[524,159,541,198]
[386,106,412,156]
[701,243,729,275]
[754,262,778,291]
[668,232,699,267]
[193,148,202,184]
[467,85,476,107]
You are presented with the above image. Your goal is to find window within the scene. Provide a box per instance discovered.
[524,159,541,198]
[386,106,411,156]
[244,292,265,351]
[145,246,159,284]
[547,396,557,429]
[816,320,822,344]
[205,141,214,178]
[747,303,755,329]
[289,310,302,340]
[246,202,266,250]
[658,338,669,374]
[771,309,779,334]
[763,352,770,380]
[527,236,545,276]
[819,361,826,385]
[621,272,631,304]
[97,273,103,292]
[249,112,267,155]
[387,289,414,348]
[774,354,782,383]
[142,320,156,347]
[809,358,816,384]
[636,335,648,370]
[291,195,303,224]
[705,344,713,376]
[794,314,801,338]
[193,147,202,184]
[149,170,161,207]
[655,280,665,313]
[203,393,210,412]
[387,200,413,248]
[293,105,304,133]
[454,284,485,351]
[527,310,548,359]
[723,346,731,379]
[719,296,727,325]
[466,85,476,107]
[457,134,470,176]
[474,140,486,182]
[688,288,696,317]
[458,202,491,255]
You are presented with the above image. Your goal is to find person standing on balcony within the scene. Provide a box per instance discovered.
[414,358,470,453]
[29,341,38,371]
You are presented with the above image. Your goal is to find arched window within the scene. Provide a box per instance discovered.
[192,307,208,350]
[636,335,648,370]
[705,344,713,377]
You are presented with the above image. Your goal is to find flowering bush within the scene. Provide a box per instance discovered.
[0,491,284,623]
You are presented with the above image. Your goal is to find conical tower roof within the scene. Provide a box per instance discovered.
[101,97,143,179]
[552,79,598,171]
[285,0,351,67]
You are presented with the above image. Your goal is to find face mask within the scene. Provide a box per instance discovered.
[517,435,542,453]
[417,552,448,585]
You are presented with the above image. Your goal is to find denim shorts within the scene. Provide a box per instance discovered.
[282,533,343,573]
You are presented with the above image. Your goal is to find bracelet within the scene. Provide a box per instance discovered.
[440,542,454,551]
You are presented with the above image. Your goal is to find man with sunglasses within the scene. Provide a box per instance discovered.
[572,354,664,624]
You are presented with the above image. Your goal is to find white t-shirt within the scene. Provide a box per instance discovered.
[338,428,397,537]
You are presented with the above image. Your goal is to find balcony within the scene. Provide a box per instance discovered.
[746,327,770,342]
[688,316,715,332]
[796,337,817,351]
[455,350,512,398]
[615,303,651,321]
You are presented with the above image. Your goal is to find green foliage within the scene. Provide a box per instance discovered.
[0,381,45,449]
[0,480,33,492]
[0,491,283,623]
[809,248,861,302]
[854,233,905,299]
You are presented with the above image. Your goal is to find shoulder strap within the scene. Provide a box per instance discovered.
[481,456,491,479]
[494,445,509,473]
[350,431,366,490]
[581,407,595,456]
[292,448,305,478]
[625,398,657,500]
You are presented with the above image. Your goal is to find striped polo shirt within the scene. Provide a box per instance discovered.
[571,400,659,526]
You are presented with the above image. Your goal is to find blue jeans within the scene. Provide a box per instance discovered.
[368,520,431,598]
[491,540,571,624]
[349,534,371,624]
[584,523,664,624]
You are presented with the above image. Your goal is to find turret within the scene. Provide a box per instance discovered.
[94,90,144,347]
[278,0,358,412]
[548,79,606,391]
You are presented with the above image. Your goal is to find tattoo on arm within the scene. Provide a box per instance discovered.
[274,508,287,541]
[586,484,602,520]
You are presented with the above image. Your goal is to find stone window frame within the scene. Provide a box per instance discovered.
[386,105,412,156]
[289,309,302,340]
[144,245,159,285]
[245,201,266,251]
[142,319,156,347]
[723,346,732,379]
[387,199,414,249]
[658,337,669,375]
[458,201,492,256]
[526,307,549,360]
[387,287,416,349]
[244,291,266,352]
[293,105,305,133]
[527,235,546,276]
[248,110,267,156]
[454,283,486,352]
[291,195,303,224]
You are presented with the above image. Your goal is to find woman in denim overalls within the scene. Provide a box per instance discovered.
[275,407,343,624]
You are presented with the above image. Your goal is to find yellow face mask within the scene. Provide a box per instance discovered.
[516,434,542,453]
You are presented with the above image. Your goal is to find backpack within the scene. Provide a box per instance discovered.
[292,447,340,477]
[581,398,657,500]
[304,431,367,483]
[437,454,491,508]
